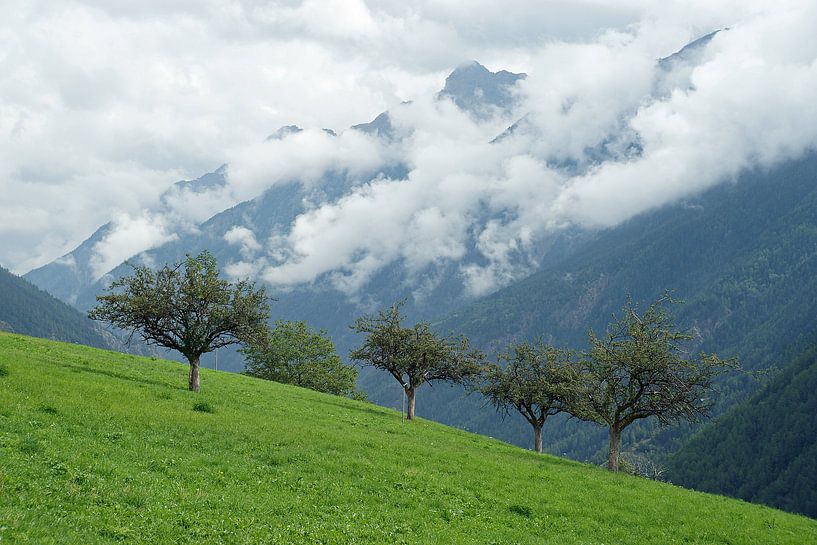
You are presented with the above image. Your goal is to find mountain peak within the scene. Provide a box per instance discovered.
[350,111,394,139]
[266,125,303,141]
[654,30,725,98]
[438,61,526,117]
[448,60,491,77]
[659,29,723,69]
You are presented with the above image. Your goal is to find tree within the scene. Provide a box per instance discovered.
[242,320,360,398]
[576,295,737,471]
[89,251,269,392]
[350,303,483,420]
[478,341,580,454]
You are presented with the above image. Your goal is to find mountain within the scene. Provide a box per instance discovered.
[1,331,814,543]
[22,61,535,371]
[442,153,817,364]
[438,60,526,117]
[24,61,528,306]
[668,334,817,518]
[23,224,113,306]
[419,152,817,467]
[655,29,721,97]
[15,36,817,518]
[0,266,118,350]
[24,166,229,306]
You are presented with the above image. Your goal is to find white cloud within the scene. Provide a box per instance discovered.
[254,1,817,296]
[550,5,817,228]
[0,0,447,272]
[224,128,393,198]
[2,0,815,306]
[90,211,178,278]
[224,225,261,258]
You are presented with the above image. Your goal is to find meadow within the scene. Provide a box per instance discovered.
[0,332,814,544]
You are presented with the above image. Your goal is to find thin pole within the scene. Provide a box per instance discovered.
[402,387,405,425]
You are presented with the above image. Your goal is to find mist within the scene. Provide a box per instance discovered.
[3,1,816,300]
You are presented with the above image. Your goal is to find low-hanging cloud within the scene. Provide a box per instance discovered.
[251,2,817,297]
[550,8,817,228]
[0,0,686,274]
[90,211,178,279]
[4,0,816,304]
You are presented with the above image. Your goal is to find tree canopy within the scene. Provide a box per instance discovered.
[350,303,483,420]
[242,320,360,398]
[478,341,580,453]
[577,295,737,471]
[89,251,269,392]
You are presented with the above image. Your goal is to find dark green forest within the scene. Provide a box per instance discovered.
[9,155,817,520]
[668,336,817,518]
[0,266,115,350]
[399,154,817,481]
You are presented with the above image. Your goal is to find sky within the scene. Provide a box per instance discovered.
[2,1,816,295]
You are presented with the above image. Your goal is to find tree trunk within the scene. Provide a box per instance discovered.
[188,356,201,392]
[608,425,621,472]
[406,387,416,420]
[534,424,543,454]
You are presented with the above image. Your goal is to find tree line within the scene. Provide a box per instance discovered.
[90,251,736,472]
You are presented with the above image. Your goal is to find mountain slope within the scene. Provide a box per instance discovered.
[22,223,113,306]
[418,153,817,461]
[0,331,814,544]
[668,335,817,518]
[24,167,228,305]
[0,266,117,350]
[443,153,817,357]
[22,62,544,373]
[438,61,526,117]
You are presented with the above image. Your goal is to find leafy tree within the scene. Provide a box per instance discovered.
[576,295,737,471]
[350,303,483,420]
[89,251,269,392]
[478,341,580,454]
[242,320,360,398]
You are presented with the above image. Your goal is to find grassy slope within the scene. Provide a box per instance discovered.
[0,333,814,545]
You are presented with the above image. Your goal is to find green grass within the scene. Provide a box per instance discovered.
[192,401,215,414]
[0,332,814,544]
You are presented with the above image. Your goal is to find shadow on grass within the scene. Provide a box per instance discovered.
[318,396,394,419]
[60,361,182,391]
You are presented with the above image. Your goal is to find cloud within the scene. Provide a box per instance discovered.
[90,211,178,278]
[3,0,815,304]
[258,94,516,291]
[253,1,817,296]
[0,0,446,272]
[224,226,261,257]
[0,0,657,273]
[224,128,393,198]
[550,5,817,227]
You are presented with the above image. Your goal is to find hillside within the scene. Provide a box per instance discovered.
[22,62,528,325]
[441,154,817,365]
[22,48,703,372]
[668,336,817,518]
[0,266,118,350]
[413,153,817,462]
[1,332,814,544]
